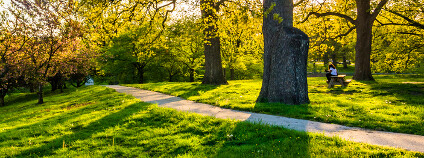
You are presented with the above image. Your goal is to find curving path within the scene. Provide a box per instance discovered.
[104,85,424,153]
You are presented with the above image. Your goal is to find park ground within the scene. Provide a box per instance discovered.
[0,75,423,157]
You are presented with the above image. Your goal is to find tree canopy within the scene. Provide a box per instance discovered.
[0,0,423,105]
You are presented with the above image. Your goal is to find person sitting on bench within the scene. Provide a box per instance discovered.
[326,63,337,82]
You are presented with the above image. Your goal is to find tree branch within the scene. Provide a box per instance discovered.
[301,12,356,25]
[160,0,176,28]
[396,32,424,37]
[387,10,424,30]
[294,0,306,7]
[215,0,228,10]
[333,26,356,39]
[310,26,356,47]
[370,0,389,22]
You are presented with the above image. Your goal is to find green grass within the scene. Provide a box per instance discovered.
[124,74,424,136]
[1,86,423,157]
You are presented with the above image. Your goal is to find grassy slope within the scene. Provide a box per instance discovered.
[1,86,422,157]
[124,74,424,136]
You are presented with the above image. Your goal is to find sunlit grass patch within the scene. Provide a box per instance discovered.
[125,74,424,135]
[1,85,422,157]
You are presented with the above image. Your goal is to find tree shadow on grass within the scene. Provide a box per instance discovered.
[4,85,70,107]
[214,122,311,158]
[162,83,220,99]
[0,91,124,139]
[90,105,311,157]
[364,81,423,106]
[13,102,146,157]
[3,93,39,107]
[0,87,122,131]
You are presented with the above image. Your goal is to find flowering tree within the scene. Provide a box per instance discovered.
[0,8,29,106]
[9,0,95,104]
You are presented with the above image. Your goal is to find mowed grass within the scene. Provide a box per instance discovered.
[1,86,423,157]
[125,74,424,136]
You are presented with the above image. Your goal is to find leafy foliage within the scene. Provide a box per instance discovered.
[0,0,96,105]
[219,0,263,80]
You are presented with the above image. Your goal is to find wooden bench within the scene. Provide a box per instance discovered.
[327,75,351,88]
[344,79,352,86]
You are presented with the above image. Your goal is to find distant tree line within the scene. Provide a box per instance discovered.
[1,0,422,106]
[0,0,96,106]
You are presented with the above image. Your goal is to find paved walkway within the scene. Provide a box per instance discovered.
[105,85,424,153]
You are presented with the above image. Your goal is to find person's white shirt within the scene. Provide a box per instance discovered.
[330,67,337,75]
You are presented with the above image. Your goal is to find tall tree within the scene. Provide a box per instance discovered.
[353,0,387,80]
[0,8,28,106]
[166,17,204,82]
[11,0,92,104]
[200,0,228,85]
[303,0,389,80]
[257,0,310,104]
[371,0,424,73]
[79,0,176,83]
[101,24,161,84]
[219,0,263,80]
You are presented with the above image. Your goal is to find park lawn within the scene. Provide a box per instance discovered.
[1,86,423,157]
[124,74,424,136]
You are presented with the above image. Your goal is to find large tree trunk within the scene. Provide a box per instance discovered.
[200,0,228,85]
[257,0,309,105]
[353,0,375,81]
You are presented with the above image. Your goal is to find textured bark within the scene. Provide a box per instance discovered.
[200,0,228,85]
[257,0,309,105]
[353,0,375,81]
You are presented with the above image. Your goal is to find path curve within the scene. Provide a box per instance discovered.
[105,85,424,153]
